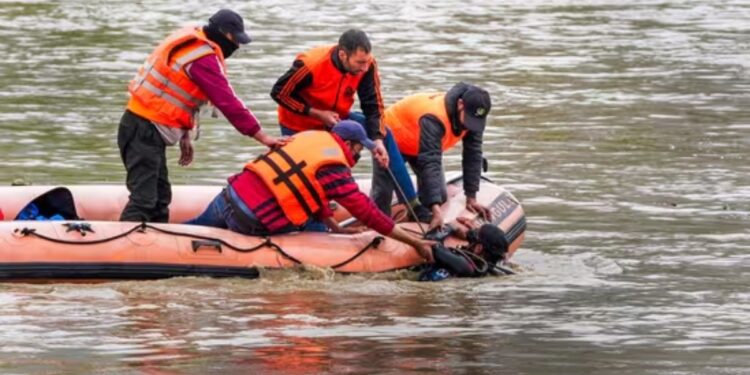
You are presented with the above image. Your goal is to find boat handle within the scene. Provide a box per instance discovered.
[191,239,222,253]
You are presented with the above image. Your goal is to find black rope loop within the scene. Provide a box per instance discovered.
[331,236,384,269]
[454,247,490,275]
[14,224,140,245]
[12,222,389,270]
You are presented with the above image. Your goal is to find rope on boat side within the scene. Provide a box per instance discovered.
[14,222,386,269]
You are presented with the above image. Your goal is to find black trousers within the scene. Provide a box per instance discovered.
[117,110,171,223]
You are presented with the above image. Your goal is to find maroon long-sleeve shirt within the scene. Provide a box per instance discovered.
[186,54,261,137]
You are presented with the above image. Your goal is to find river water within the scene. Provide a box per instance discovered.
[1,0,749,373]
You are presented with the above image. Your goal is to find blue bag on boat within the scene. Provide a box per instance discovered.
[17,203,40,220]
[14,188,80,221]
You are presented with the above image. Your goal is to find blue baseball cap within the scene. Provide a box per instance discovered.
[331,120,376,151]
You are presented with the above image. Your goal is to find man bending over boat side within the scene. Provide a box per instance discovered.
[118,9,285,223]
[370,83,494,230]
[186,120,435,262]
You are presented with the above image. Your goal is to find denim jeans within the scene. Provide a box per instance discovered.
[379,128,417,202]
[185,187,270,236]
[280,124,296,137]
[184,191,229,228]
[349,112,418,204]
[185,187,329,235]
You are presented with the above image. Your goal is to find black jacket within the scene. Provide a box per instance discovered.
[407,83,484,208]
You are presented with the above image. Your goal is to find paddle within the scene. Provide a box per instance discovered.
[385,167,426,236]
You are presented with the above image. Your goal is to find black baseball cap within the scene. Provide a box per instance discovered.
[462,86,491,132]
[208,9,252,44]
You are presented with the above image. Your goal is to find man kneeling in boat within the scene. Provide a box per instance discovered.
[187,120,435,261]
[419,219,510,281]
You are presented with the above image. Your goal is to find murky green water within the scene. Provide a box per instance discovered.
[1,0,749,373]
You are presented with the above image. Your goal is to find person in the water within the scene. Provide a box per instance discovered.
[419,218,510,281]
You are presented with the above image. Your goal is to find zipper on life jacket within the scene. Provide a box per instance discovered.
[331,75,345,111]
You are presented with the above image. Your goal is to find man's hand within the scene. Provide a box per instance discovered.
[388,225,435,263]
[372,139,389,167]
[450,216,476,240]
[178,133,193,166]
[263,135,291,148]
[428,204,444,231]
[466,197,492,221]
[414,239,436,263]
[255,131,290,149]
[455,216,475,228]
[310,108,341,128]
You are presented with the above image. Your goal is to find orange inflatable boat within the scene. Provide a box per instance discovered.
[0,176,525,280]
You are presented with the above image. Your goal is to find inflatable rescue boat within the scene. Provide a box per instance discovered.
[0,176,525,281]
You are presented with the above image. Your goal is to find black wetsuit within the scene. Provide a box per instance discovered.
[418,223,512,282]
[418,244,486,281]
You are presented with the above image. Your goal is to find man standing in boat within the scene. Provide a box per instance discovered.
[370,82,493,229]
[269,29,421,212]
[118,9,284,223]
[186,120,435,262]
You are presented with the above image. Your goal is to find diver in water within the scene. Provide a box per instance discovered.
[419,220,512,282]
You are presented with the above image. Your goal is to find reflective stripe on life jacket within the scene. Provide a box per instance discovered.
[126,26,226,129]
[385,92,466,156]
[244,131,350,225]
[277,45,365,132]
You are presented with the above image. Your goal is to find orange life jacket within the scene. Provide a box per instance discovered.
[245,131,350,225]
[385,93,466,156]
[126,26,226,129]
[278,45,365,132]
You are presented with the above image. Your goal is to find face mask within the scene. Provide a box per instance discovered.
[203,25,239,58]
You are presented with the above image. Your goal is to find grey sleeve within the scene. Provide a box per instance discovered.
[415,115,447,208]
[461,130,483,198]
